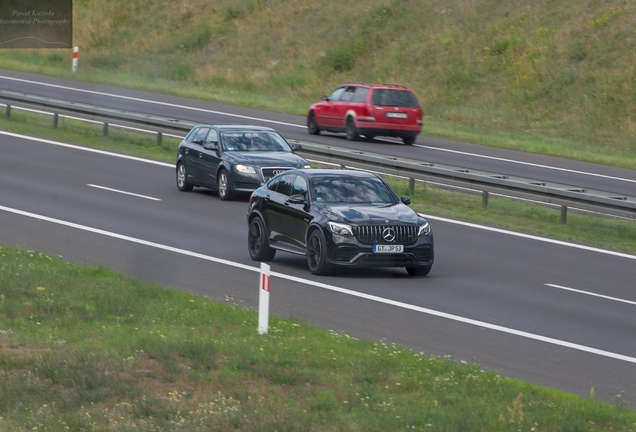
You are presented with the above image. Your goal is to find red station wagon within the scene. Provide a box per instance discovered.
[306,83,423,145]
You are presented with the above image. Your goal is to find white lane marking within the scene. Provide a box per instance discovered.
[419,214,636,261]
[3,73,635,185]
[546,283,636,306]
[0,75,303,129]
[87,184,161,201]
[415,144,636,185]
[4,130,636,261]
[0,130,173,167]
[1,203,636,364]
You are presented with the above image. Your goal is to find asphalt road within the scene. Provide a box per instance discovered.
[1,128,635,407]
[2,68,636,197]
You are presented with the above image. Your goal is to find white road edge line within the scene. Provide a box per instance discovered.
[87,184,161,201]
[0,75,303,129]
[1,203,636,364]
[0,130,173,167]
[418,214,636,261]
[546,283,636,306]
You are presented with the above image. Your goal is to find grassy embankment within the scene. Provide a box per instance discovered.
[2,246,636,431]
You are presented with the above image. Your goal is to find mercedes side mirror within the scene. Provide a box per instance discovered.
[288,194,306,205]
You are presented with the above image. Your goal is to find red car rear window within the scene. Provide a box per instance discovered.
[371,89,419,108]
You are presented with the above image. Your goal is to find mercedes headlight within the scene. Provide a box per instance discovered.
[418,221,431,236]
[328,222,353,236]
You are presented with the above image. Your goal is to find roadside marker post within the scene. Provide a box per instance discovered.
[72,47,78,72]
[258,263,270,335]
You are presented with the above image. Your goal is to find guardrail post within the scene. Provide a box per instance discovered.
[156,132,163,146]
[103,122,109,136]
[482,191,489,208]
[53,113,59,128]
[5,104,10,119]
[561,205,568,224]
[408,178,415,196]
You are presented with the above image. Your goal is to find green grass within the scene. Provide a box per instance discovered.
[1,246,635,431]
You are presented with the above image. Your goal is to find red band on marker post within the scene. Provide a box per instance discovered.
[261,273,270,292]
[72,46,79,72]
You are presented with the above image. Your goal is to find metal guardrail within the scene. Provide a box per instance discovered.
[291,141,636,221]
[2,89,636,222]
[0,89,196,145]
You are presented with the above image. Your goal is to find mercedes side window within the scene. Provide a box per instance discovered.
[266,176,282,192]
[291,175,308,199]
[274,174,294,196]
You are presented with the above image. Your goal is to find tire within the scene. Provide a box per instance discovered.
[406,265,431,276]
[402,136,416,145]
[217,169,233,201]
[345,117,360,141]
[248,216,276,262]
[307,112,320,135]
[176,162,193,192]
[307,229,333,275]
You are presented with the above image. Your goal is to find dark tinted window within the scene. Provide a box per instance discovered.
[291,176,308,198]
[191,127,210,145]
[205,129,218,144]
[312,176,396,204]
[266,176,282,192]
[273,174,295,196]
[352,87,369,103]
[371,89,420,108]
[220,131,291,152]
[185,128,198,141]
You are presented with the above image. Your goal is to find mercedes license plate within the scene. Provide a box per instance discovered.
[373,244,404,253]
[386,112,407,118]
